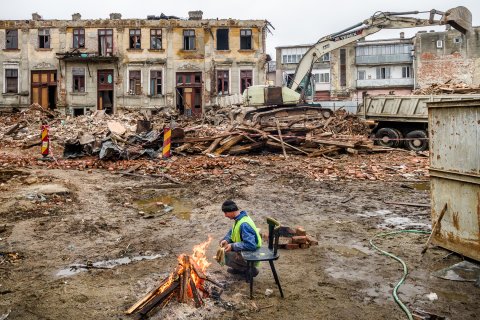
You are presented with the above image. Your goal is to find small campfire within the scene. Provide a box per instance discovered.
[127,237,222,317]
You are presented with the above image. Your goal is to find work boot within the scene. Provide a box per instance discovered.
[227,267,246,275]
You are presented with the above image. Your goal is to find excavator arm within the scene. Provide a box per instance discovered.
[289,6,472,94]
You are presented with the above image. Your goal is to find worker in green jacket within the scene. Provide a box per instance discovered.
[220,200,262,277]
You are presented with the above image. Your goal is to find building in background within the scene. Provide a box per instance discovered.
[354,33,414,100]
[414,26,480,88]
[0,11,269,115]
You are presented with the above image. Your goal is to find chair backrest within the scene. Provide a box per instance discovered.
[266,217,281,255]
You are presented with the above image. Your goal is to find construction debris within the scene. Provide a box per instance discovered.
[413,81,480,95]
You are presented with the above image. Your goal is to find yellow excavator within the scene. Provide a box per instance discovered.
[241,6,472,126]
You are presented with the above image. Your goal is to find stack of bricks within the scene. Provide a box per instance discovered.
[279,226,319,250]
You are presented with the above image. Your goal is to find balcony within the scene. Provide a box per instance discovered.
[356,78,414,88]
[356,53,412,65]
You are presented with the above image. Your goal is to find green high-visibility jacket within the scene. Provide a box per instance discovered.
[231,215,262,249]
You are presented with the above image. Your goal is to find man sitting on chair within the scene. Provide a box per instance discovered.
[219,200,261,277]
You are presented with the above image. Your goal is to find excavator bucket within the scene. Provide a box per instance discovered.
[444,6,472,34]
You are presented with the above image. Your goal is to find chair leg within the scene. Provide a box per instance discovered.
[268,260,284,298]
[248,261,254,299]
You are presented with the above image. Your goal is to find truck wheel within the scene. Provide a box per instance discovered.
[392,128,404,148]
[375,128,401,148]
[405,130,428,151]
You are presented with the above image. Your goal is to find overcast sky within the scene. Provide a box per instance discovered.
[1,0,478,58]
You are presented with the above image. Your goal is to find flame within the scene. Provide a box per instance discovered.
[191,236,212,273]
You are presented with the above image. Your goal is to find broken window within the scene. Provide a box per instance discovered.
[129,29,141,49]
[240,29,252,50]
[183,30,195,50]
[150,70,162,95]
[5,69,18,93]
[98,29,113,56]
[340,48,346,86]
[216,29,229,50]
[240,70,252,93]
[129,70,141,95]
[6,29,18,49]
[73,28,85,49]
[72,68,85,92]
[217,70,229,95]
[402,66,411,78]
[376,67,391,79]
[150,29,162,49]
[38,29,50,49]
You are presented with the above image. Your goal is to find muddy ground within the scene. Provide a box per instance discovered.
[0,149,479,320]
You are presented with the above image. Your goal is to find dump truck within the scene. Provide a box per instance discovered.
[242,6,472,128]
[358,94,480,151]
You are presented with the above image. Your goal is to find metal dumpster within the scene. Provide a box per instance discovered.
[428,99,480,261]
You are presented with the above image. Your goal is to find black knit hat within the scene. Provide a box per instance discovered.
[222,200,239,213]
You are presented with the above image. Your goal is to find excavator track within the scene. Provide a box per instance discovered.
[243,105,333,128]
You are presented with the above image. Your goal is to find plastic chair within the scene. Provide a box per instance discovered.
[241,217,284,299]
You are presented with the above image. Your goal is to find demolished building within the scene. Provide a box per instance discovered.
[0,11,269,115]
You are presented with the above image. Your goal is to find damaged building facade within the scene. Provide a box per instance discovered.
[274,26,480,111]
[0,12,268,115]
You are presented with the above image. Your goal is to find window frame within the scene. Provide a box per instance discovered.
[128,70,142,95]
[149,69,163,96]
[73,28,85,49]
[183,29,196,50]
[6,29,18,49]
[38,29,50,49]
[240,69,253,93]
[240,29,252,50]
[357,70,366,80]
[216,70,230,95]
[72,67,86,93]
[4,68,19,93]
[129,29,141,49]
[402,66,411,78]
[150,29,162,50]
[216,28,229,50]
[98,29,114,56]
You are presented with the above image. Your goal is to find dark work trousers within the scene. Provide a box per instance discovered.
[225,251,248,272]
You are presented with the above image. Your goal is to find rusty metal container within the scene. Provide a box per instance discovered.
[428,99,480,261]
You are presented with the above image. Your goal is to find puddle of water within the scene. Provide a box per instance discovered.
[378,216,430,230]
[412,182,430,191]
[357,209,391,218]
[135,195,192,220]
[56,253,167,277]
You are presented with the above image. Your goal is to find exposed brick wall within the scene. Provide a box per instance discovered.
[415,27,480,88]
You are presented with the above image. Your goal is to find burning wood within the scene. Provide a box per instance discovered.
[126,237,221,317]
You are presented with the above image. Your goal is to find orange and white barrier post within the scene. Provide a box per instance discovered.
[41,124,50,157]
[162,127,171,158]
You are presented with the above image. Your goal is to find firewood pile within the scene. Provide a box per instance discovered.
[126,238,222,317]
[413,81,480,95]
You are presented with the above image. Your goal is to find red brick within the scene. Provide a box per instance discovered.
[295,227,307,236]
[299,243,310,249]
[306,235,319,246]
[285,243,299,250]
[291,236,307,244]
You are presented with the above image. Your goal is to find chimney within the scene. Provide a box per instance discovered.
[32,13,42,21]
[188,11,203,20]
[109,13,122,20]
[72,13,81,21]
[399,32,404,39]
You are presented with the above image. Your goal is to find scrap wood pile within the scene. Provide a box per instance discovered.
[175,110,382,158]
[413,80,480,95]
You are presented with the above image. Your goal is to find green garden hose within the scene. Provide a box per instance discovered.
[369,230,430,320]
